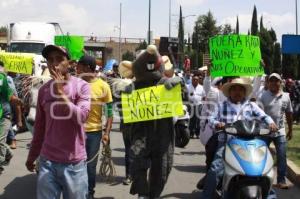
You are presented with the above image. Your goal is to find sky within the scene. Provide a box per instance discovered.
[0,0,297,42]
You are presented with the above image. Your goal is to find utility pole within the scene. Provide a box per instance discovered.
[169,0,171,37]
[119,3,122,62]
[148,0,151,44]
[296,0,298,34]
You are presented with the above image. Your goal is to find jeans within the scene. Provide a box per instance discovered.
[189,105,201,137]
[201,138,225,199]
[122,125,131,178]
[85,131,102,195]
[37,156,88,199]
[0,118,12,165]
[265,135,287,184]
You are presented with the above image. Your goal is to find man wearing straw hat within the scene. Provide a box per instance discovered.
[201,78,277,199]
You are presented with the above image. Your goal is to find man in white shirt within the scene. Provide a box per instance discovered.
[187,75,205,138]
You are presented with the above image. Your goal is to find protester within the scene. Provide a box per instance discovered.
[76,55,113,199]
[184,55,191,72]
[183,70,192,85]
[114,60,134,185]
[25,45,91,199]
[201,78,277,199]
[187,74,205,139]
[123,45,180,199]
[291,80,300,124]
[258,73,293,189]
[0,64,22,173]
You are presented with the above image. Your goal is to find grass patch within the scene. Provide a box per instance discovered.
[287,125,300,167]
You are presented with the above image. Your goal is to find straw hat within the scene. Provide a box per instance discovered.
[162,55,173,71]
[118,61,133,78]
[222,78,253,98]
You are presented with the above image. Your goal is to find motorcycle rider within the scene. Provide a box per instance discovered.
[201,78,278,199]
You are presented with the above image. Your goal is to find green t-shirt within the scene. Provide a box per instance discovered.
[0,73,13,119]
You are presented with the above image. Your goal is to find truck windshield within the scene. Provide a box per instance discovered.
[10,43,45,54]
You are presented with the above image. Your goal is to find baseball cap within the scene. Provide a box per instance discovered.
[78,55,96,72]
[42,45,70,60]
[269,73,282,81]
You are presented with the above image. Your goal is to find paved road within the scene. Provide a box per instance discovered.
[0,121,300,199]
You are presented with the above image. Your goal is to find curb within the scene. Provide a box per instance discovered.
[270,147,300,187]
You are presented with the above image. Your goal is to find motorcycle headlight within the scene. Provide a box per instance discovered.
[231,144,267,163]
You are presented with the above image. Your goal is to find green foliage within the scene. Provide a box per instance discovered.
[178,6,185,70]
[251,5,258,35]
[260,16,264,32]
[282,54,298,78]
[273,42,282,73]
[259,28,274,74]
[135,40,148,52]
[221,24,233,35]
[122,50,135,61]
[191,11,220,68]
[287,125,300,167]
[0,26,7,34]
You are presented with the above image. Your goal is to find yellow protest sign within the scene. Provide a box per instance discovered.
[121,84,184,123]
[0,52,34,75]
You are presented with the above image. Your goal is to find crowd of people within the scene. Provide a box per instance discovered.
[0,43,299,199]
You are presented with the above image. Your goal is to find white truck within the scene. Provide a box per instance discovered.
[7,22,63,75]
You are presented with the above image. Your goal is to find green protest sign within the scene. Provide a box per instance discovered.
[55,35,84,60]
[0,52,33,75]
[121,84,184,123]
[209,34,263,77]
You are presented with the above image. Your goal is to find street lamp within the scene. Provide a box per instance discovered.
[114,3,122,62]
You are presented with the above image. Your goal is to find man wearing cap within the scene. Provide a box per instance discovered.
[25,45,91,199]
[258,73,293,189]
[201,78,277,199]
[76,55,113,199]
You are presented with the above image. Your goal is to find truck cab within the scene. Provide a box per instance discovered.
[7,22,63,76]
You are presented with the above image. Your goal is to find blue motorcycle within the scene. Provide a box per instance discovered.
[222,120,274,199]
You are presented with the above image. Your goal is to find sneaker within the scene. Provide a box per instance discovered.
[88,192,95,199]
[10,139,17,149]
[274,182,289,189]
[0,166,4,174]
[2,153,13,166]
[138,195,149,199]
[123,176,132,185]
[196,175,206,190]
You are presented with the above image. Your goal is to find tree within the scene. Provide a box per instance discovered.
[197,11,220,53]
[282,54,298,78]
[122,50,135,61]
[260,28,274,74]
[251,5,258,35]
[260,16,264,32]
[135,40,148,51]
[273,42,281,73]
[222,24,233,35]
[178,6,185,69]
[191,11,220,68]
[235,16,239,34]
[0,26,7,33]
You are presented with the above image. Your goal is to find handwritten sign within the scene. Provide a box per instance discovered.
[55,35,84,60]
[121,84,184,123]
[0,52,33,75]
[209,34,263,77]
